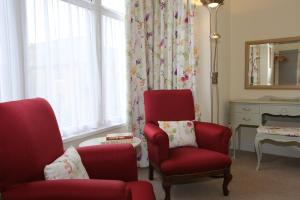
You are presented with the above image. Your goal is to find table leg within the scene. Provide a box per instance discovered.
[231,125,238,159]
[237,126,241,152]
[232,129,236,159]
[255,137,262,171]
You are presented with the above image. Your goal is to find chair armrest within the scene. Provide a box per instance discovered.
[3,180,131,200]
[194,121,232,155]
[77,144,138,182]
[144,123,169,166]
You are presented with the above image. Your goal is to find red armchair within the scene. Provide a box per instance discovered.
[144,89,232,200]
[0,98,155,200]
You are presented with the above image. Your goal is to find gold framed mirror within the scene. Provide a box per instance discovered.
[245,36,300,89]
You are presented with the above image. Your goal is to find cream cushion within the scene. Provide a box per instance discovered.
[257,126,300,137]
[158,120,198,148]
[44,146,89,180]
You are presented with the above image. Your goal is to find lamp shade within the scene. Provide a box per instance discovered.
[200,0,224,8]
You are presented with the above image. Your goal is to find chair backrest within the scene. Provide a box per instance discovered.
[0,98,64,192]
[144,89,195,124]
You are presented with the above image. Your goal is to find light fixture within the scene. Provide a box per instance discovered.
[210,33,221,39]
[200,0,224,124]
[208,3,219,8]
[200,0,224,7]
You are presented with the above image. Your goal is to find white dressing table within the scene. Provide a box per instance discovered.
[229,96,300,158]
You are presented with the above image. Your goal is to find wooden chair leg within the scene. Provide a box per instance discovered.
[162,181,171,200]
[223,168,232,196]
[149,163,154,180]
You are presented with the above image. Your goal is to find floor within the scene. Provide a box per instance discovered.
[139,151,300,200]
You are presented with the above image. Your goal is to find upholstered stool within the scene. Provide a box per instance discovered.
[255,126,300,170]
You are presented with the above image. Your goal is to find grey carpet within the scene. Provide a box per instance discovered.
[139,151,300,200]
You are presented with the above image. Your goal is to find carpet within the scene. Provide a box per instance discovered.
[139,151,300,200]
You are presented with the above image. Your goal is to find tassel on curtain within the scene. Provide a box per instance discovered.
[126,0,200,167]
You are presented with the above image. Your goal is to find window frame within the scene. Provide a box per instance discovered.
[21,0,126,141]
[60,0,126,141]
[61,0,124,21]
[0,0,127,141]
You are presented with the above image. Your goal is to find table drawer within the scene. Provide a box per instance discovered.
[260,105,300,116]
[230,112,260,126]
[231,103,260,114]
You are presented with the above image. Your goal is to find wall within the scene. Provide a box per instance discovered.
[195,6,211,122]
[230,0,300,99]
[229,0,300,157]
[217,0,231,125]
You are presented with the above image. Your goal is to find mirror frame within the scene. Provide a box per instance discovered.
[245,36,300,90]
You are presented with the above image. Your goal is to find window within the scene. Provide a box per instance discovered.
[101,15,127,124]
[0,0,126,139]
[101,0,125,14]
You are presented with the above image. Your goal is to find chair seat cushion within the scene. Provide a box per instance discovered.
[160,147,231,175]
[127,181,156,200]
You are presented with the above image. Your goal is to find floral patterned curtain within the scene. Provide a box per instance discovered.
[126,0,199,167]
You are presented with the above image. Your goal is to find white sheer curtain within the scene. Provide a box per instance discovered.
[0,0,126,139]
[24,0,101,137]
[102,15,127,125]
[0,0,24,101]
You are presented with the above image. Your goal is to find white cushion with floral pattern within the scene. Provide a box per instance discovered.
[257,126,300,137]
[44,146,89,180]
[158,120,198,148]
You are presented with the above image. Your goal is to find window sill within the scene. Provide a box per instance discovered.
[62,123,127,143]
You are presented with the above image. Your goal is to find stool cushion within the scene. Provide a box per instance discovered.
[257,126,300,137]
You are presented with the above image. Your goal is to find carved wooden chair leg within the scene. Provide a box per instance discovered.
[223,168,232,196]
[149,163,154,180]
[162,181,171,200]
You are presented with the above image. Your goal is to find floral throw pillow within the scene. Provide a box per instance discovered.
[158,120,198,148]
[44,146,89,180]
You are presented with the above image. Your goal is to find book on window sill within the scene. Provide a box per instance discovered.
[106,132,133,141]
[102,138,133,144]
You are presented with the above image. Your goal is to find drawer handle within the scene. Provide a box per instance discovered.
[242,118,251,121]
[242,108,251,111]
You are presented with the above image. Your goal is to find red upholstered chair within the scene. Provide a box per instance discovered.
[0,98,155,200]
[144,89,232,200]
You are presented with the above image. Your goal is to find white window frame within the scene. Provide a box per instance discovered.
[61,0,124,20]
[59,0,126,142]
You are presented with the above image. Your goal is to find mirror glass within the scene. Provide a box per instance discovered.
[245,37,300,89]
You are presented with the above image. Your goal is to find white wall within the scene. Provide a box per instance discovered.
[218,1,231,125]
[195,6,211,122]
[230,0,300,99]
[229,0,300,157]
